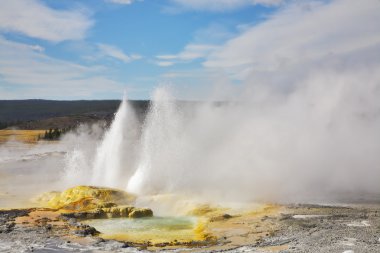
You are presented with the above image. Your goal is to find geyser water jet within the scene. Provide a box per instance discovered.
[91,93,140,189]
[127,88,183,194]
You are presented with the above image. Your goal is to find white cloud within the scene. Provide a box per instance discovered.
[97,43,141,63]
[105,0,134,4]
[155,24,231,68]
[156,61,175,67]
[130,54,143,60]
[29,44,45,52]
[176,44,219,60]
[168,0,283,12]
[156,55,178,60]
[0,0,93,42]
[193,23,235,44]
[0,37,124,99]
[155,44,218,66]
[160,69,214,79]
[203,0,380,80]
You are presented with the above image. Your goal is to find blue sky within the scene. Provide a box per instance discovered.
[0,0,379,100]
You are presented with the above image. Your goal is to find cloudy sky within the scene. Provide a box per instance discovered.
[0,0,379,99]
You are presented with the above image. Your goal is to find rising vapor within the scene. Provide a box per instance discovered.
[6,0,378,205]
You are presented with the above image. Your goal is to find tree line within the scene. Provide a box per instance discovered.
[0,120,24,129]
[39,128,72,141]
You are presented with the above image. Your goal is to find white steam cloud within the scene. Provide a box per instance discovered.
[91,94,140,188]
[106,1,380,203]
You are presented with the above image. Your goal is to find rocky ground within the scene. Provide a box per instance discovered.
[264,204,380,253]
[1,203,379,253]
[0,208,145,253]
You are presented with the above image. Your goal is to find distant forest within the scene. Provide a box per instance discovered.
[0,100,149,130]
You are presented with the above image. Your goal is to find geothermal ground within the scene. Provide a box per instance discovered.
[0,133,379,253]
[1,107,380,253]
[1,203,380,252]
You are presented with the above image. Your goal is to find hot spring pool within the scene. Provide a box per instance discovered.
[84,216,202,243]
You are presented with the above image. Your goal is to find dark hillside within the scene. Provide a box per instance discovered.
[0,100,120,122]
[0,100,150,129]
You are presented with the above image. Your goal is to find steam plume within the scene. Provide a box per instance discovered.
[91,93,140,189]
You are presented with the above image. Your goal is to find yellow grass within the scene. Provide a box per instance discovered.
[0,130,46,143]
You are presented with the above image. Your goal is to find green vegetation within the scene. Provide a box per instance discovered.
[38,128,63,140]
[39,126,80,140]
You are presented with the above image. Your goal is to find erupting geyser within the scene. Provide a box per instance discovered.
[62,74,380,204]
[61,57,380,205]
[127,88,182,194]
[91,93,140,189]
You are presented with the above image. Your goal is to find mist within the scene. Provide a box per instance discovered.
[122,32,380,203]
[124,68,380,203]
[64,50,380,204]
